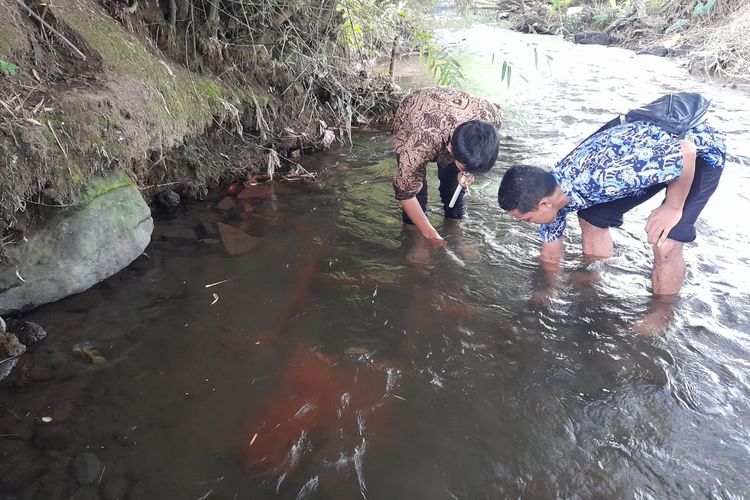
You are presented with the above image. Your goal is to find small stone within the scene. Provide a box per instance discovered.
[33,426,72,451]
[6,320,48,345]
[155,190,180,208]
[70,486,100,500]
[2,333,26,357]
[72,452,103,486]
[41,416,52,423]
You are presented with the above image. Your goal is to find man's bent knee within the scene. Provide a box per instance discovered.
[653,239,684,265]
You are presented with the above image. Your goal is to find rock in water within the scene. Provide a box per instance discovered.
[1,333,26,357]
[217,222,260,256]
[0,172,153,314]
[6,320,47,345]
[73,452,103,486]
[156,190,180,209]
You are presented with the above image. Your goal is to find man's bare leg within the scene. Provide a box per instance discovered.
[633,295,677,335]
[631,239,684,334]
[579,217,613,258]
[652,238,685,296]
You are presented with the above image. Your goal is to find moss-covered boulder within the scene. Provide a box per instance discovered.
[0,172,152,314]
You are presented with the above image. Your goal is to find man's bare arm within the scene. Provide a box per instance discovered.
[646,140,697,246]
[400,197,443,241]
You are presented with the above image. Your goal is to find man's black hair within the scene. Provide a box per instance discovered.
[497,165,557,213]
[450,120,500,175]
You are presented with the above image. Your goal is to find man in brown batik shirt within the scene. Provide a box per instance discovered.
[392,87,502,242]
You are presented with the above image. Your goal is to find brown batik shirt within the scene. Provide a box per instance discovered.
[392,87,502,200]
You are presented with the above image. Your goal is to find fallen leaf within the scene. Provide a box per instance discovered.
[72,344,107,364]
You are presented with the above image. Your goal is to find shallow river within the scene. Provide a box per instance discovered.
[2,23,750,500]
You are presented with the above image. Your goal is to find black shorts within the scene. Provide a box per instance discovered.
[578,157,724,243]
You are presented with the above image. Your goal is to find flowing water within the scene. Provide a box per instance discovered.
[2,23,750,500]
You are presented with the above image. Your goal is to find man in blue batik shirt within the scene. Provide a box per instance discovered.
[497,120,726,297]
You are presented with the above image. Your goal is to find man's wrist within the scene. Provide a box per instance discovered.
[663,199,684,210]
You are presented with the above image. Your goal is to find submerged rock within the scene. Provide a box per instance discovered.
[73,452,103,486]
[217,222,260,256]
[6,319,48,345]
[155,190,180,209]
[1,332,26,357]
[0,172,153,315]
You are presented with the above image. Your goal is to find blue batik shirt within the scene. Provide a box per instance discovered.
[539,121,726,242]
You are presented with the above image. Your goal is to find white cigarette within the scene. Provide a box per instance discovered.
[448,184,463,208]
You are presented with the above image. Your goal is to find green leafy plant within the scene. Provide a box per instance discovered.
[0,59,19,76]
[414,32,465,87]
[665,18,688,33]
[693,0,716,16]
[549,0,570,15]
[501,60,512,87]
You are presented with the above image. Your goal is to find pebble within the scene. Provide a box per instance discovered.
[6,320,48,345]
[72,452,103,486]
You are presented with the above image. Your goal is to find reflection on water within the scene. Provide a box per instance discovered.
[3,24,750,499]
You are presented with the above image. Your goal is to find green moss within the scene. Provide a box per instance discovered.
[78,170,134,206]
[53,0,220,127]
[51,0,270,140]
[196,80,222,99]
